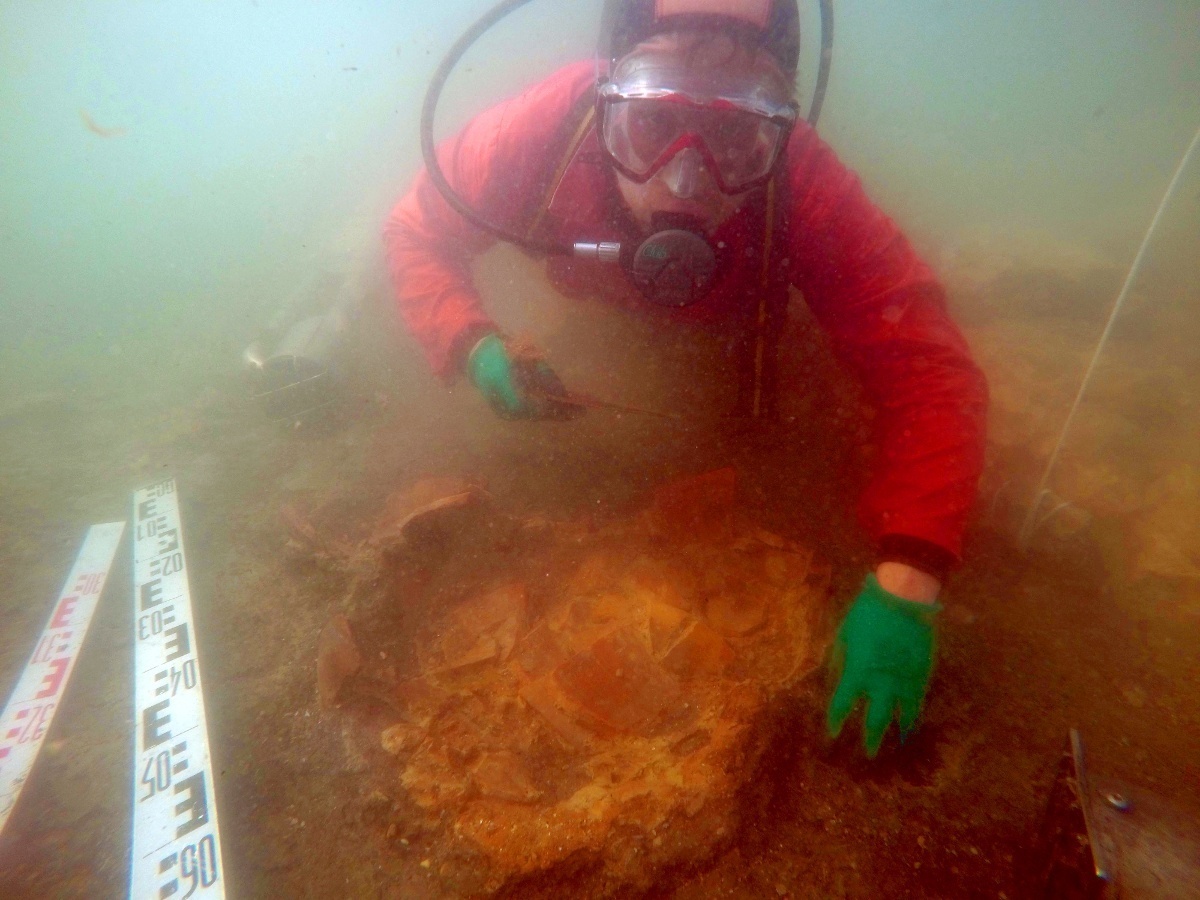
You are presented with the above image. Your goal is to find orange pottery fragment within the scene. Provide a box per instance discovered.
[471,750,543,803]
[280,502,320,548]
[517,677,595,749]
[381,722,424,755]
[370,475,487,549]
[647,601,690,654]
[552,628,682,733]
[316,615,362,708]
[706,590,769,636]
[511,620,566,680]
[660,619,735,678]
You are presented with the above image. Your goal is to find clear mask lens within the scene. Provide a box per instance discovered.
[601,95,788,193]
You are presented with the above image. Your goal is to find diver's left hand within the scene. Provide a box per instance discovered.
[467,334,580,421]
[826,571,941,757]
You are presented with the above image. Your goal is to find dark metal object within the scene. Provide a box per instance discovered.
[243,251,369,424]
[1105,792,1132,813]
[571,241,622,264]
[1029,729,1106,897]
[1028,728,1200,898]
[250,312,343,422]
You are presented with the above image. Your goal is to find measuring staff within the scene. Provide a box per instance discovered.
[0,523,124,836]
[130,479,225,900]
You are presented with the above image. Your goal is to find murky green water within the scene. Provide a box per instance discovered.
[1,2,1197,897]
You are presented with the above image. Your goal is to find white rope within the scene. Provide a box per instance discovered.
[1019,125,1200,549]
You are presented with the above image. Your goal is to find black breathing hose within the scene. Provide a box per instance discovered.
[418,0,834,254]
[807,0,834,125]
[419,0,565,253]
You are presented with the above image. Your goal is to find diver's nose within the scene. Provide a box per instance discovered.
[661,146,707,199]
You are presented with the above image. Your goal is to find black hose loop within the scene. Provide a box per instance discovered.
[419,0,833,248]
[807,0,833,125]
[419,0,569,255]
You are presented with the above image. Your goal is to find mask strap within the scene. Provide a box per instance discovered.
[525,102,597,242]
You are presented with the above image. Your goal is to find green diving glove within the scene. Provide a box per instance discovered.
[467,334,579,421]
[826,574,940,758]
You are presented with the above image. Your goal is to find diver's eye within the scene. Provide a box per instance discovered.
[710,109,762,146]
[629,106,678,144]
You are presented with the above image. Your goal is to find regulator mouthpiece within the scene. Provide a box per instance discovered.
[572,215,718,307]
[628,213,717,307]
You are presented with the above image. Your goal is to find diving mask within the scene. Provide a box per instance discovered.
[597,39,798,195]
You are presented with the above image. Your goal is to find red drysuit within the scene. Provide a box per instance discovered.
[383,61,988,573]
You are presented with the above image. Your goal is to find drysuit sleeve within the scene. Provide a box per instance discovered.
[382,62,595,380]
[783,125,989,571]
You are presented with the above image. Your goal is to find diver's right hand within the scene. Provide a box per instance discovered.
[826,574,939,757]
[467,334,578,420]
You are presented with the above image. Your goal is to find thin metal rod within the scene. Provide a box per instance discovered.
[1019,125,1200,548]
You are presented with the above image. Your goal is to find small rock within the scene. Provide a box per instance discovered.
[381,723,423,756]
[361,789,392,826]
[1119,684,1147,708]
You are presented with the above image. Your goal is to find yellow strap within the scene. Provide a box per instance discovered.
[751,177,777,418]
[524,105,596,242]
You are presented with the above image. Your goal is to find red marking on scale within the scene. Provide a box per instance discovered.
[50,597,79,629]
[0,521,125,839]
[34,659,70,700]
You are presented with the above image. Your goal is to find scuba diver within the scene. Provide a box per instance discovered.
[383,0,988,757]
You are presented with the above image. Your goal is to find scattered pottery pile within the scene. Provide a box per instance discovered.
[316,469,830,896]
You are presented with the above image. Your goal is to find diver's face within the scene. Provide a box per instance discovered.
[615,155,748,235]
[608,30,784,234]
